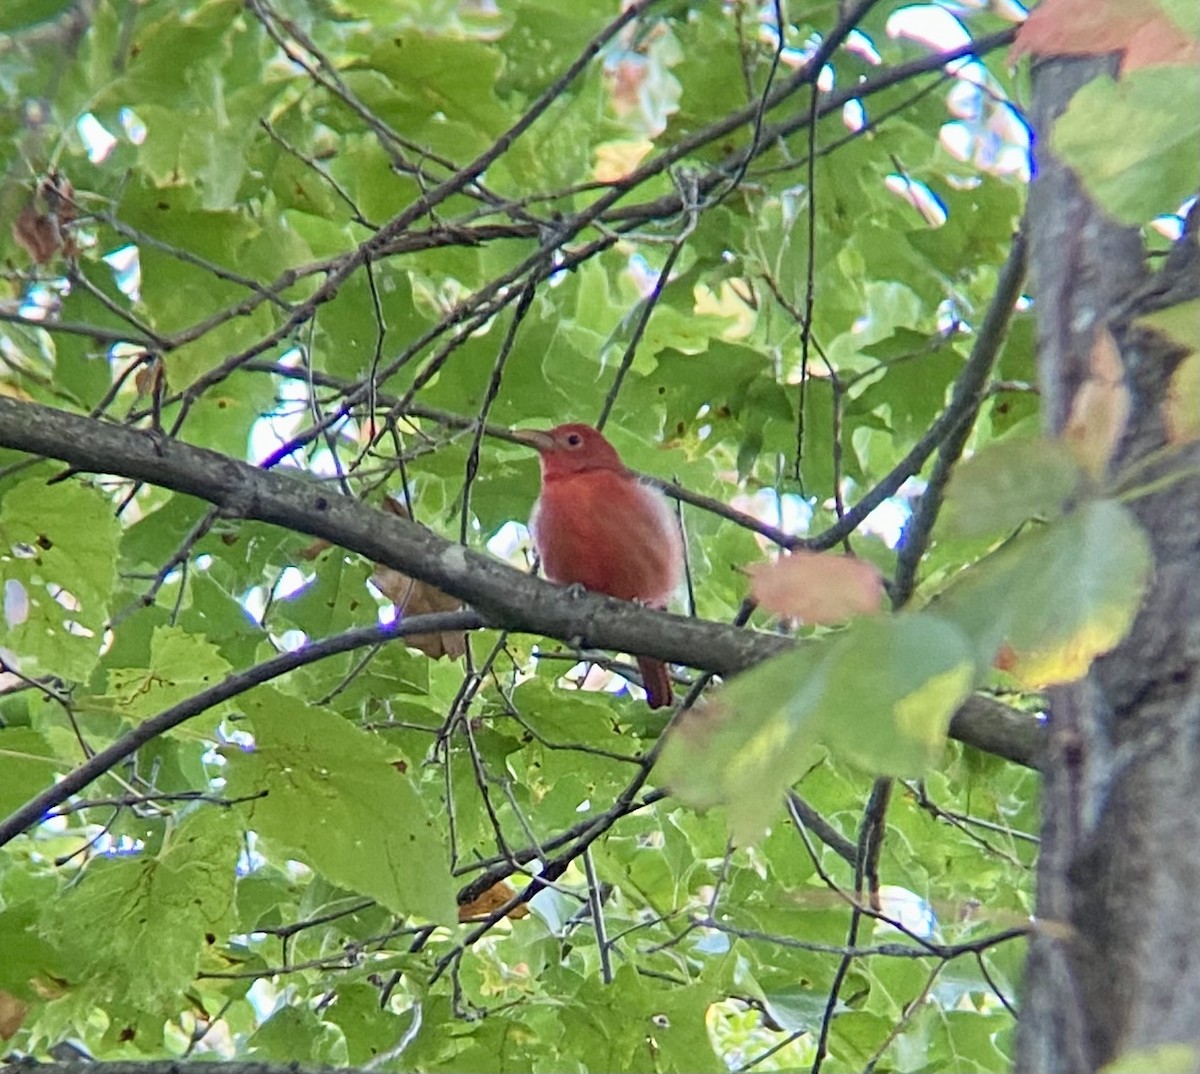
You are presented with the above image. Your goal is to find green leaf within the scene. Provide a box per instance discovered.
[105,624,232,720]
[941,437,1083,538]
[496,0,620,99]
[359,31,510,146]
[1053,68,1200,225]
[248,1004,347,1065]
[0,899,68,1001]
[854,330,965,442]
[0,727,64,818]
[0,0,72,31]
[50,808,240,1013]
[322,982,414,1066]
[0,477,120,680]
[222,688,456,924]
[761,985,836,1033]
[1136,297,1200,354]
[659,614,974,842]
[663,9,743,145]
[1156,0,1200,37]
[817,616,975,775]
[935,499,1153,686]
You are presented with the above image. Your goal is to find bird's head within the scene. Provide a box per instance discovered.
[511,423,627,479]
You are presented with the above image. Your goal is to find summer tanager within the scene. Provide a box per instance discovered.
[513,423,684,708]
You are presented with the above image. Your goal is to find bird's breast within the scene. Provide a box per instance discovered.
[530,469,683,606]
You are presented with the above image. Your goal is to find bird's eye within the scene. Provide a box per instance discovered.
[566,433,583,447]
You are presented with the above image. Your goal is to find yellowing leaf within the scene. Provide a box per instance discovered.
[593,139,653,182]
[1163,352,1200,444]
[1138,300,1200,444]
[748,551,885,623]
[657,645,828,835]
[1062,326,1131,479]
[1100,1042,1199,1074]
[815,616,974,776]
[1137,297,1200,353]
[1051,67,1200,225]
[658,614,974,843]
[935,499,1153,688]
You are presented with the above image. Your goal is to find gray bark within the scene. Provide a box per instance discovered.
[1016,56,1200,1073]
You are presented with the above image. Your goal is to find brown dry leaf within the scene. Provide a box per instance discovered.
[134,356,166,398]
[12,203,61,264]
[372,497,467,660]
[749,551,885,624]
[298,537,333,561]
[41,171,77,227]
[11,173,78,264]
[1062,326,1131,479]
[1010,0,1200,73]
[457,880,530,922]
[0,989,28,1040]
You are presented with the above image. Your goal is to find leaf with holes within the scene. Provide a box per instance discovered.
[0,478,119,681]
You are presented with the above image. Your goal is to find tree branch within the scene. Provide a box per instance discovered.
[892,229,1028,606]
[0,397,1044,770]
[0,612,482,850]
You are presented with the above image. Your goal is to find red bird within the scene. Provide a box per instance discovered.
[513,423,684,708]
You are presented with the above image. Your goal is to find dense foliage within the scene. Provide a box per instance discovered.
[0,1,1193,1070]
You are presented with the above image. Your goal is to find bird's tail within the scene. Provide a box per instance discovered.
[637,656,673,709]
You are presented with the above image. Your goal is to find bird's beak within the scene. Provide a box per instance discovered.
[510,428,556,452]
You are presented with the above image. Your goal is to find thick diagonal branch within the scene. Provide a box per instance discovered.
[0,398,1042,768]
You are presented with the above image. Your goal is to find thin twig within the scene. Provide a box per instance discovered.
[0,611,482,848]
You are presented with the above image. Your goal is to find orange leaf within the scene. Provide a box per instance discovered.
[1010,0,1200,73]
[457,880,530,922]
[1062,326,1130,479]
[749,551,885,624]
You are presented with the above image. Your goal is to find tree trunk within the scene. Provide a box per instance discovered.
[1016,56,1200,1073]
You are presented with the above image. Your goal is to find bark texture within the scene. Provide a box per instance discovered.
[1016,56,1200,1073]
